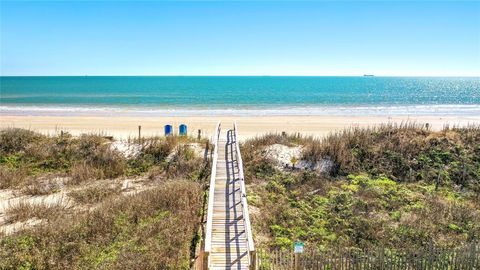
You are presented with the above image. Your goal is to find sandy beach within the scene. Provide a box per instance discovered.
[1,115,479,140]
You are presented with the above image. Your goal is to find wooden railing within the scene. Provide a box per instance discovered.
[202,122,255,270]
[204,121,221,267]
[234,122,256,269]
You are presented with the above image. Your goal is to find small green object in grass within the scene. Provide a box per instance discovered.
[294,241,304,253]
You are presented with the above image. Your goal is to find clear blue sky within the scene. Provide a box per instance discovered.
[1,1,479,76]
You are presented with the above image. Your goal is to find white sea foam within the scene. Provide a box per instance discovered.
[1,104,480,117]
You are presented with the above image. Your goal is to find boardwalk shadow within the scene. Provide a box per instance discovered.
[223,129,248,269]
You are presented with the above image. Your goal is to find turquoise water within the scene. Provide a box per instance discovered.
[1,76,479,116]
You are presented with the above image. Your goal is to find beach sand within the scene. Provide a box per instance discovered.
[1,115,479,140]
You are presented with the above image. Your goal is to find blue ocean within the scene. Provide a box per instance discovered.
[1,76,479,116]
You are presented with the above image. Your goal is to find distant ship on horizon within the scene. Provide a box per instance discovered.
[364,74,374,77]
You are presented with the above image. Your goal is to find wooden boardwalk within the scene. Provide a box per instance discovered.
[205,123,255,270]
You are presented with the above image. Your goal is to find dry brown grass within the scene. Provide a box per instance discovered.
[5,200,68,224]
[148,165,165,181]
[0,128,44,155]
[69,184,121,204]
[0,166,28,189]
[20,177,64,196]
[302,122,430,170]
[0,180,203,269]
[165,145,205,179]
[72,135,127,181]
[69,161,105,185]
[141,136,179,163]
[1,129,209,190]
[300,123,480,186]
[0,130,128,188]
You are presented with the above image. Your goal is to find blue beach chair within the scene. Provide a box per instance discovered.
[164,124,173,136]
[179,124,187,136]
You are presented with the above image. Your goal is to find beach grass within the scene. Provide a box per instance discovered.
[0,128,209,189]
[242,123,480,250]
[0,181,203,269]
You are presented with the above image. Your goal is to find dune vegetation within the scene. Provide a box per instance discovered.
[1,124,479,267]
[0,128,209,190]
[0,128,210,269]
[242,123,480,251]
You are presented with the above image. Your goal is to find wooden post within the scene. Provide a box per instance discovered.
[203,252,209,270]
[250,251,256,270]
[295,253,301,270]
[470,241,477,270]
[428,240,433,270]
[198,129,202,140]
[138,125,142,142]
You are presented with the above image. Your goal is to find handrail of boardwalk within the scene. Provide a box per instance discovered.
[204,121,221,266]
[234,122,256,268]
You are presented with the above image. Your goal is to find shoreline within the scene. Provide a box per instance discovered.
[1,104,480,117]
[1,115,479,140]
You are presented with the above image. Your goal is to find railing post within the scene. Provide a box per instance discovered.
[250,250,257,270]
[203,252,209,270]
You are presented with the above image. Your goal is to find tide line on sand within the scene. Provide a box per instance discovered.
[1,104,480,117]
